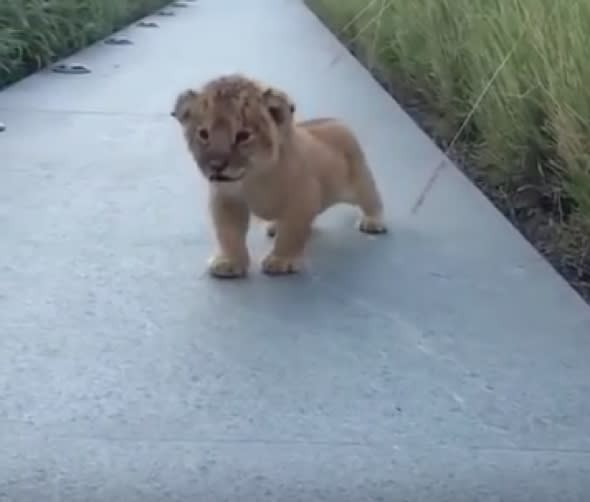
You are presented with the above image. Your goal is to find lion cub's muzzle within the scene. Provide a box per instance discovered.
[205,158,245,183]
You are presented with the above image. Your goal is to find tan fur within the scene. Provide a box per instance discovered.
[172,74,387,278]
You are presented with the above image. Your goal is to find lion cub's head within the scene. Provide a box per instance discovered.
[172,74,295,184]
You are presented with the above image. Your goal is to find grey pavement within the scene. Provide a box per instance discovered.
[1,0,590,500]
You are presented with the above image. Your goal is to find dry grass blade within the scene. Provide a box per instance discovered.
[411,1,563,215]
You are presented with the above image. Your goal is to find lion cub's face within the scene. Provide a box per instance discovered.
[172,75,294,184]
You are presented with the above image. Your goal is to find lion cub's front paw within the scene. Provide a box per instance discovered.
[207,255,248,279]
[358,216,388,234]
[261,254,301,276]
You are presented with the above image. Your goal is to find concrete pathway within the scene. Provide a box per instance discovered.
[1,0,589,499]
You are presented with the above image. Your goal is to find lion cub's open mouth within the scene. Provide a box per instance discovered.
[209,174,233,182]
[208,170,245,183]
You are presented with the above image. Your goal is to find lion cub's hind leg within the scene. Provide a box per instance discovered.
[349,158,388,235]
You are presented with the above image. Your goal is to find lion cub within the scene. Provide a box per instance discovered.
[172,74,387,278]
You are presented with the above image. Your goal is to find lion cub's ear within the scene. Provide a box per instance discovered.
[171,89,198,122]
[261,87,295,126]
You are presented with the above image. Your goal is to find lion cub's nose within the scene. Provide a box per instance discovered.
[209,158,229,172]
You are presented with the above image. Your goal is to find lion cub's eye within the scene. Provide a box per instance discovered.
[234,130,252,144]
[198,128,209,142]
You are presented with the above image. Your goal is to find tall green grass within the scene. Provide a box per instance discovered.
[308,0,590,294]
[0,0,171,88]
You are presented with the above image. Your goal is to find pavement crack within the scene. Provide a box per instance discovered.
[410,157,448,215]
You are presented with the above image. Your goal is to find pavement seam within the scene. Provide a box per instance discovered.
[4,431,590,456]
[0,107,169,118]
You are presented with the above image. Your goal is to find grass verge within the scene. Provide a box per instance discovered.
[306,0,590,303]
[0,0,172,89]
